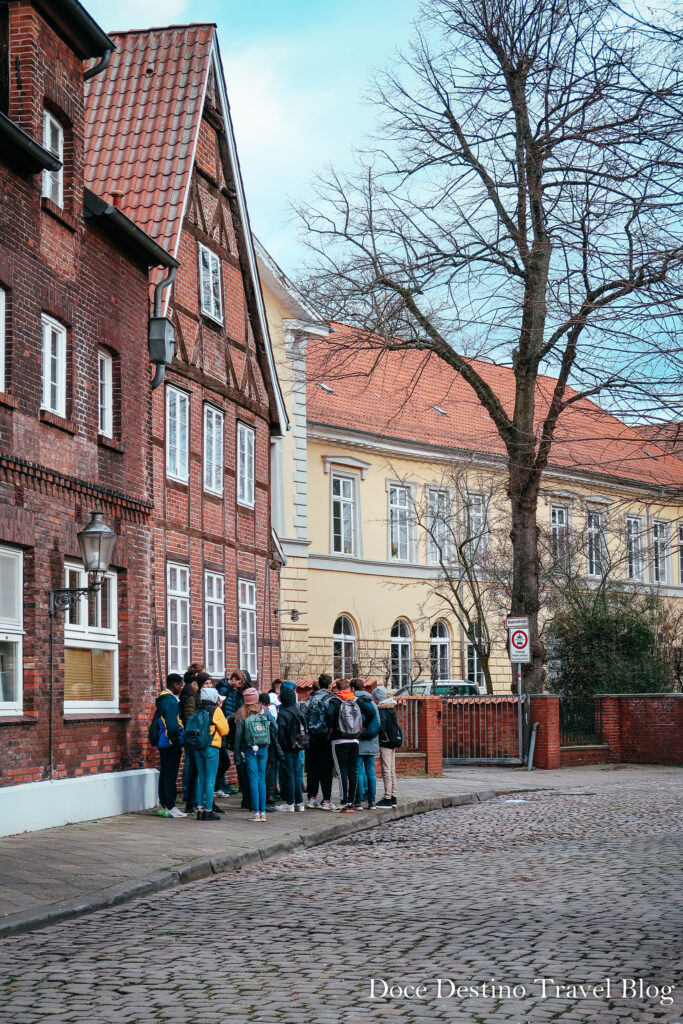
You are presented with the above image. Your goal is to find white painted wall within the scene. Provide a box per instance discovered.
[0,769,159,838]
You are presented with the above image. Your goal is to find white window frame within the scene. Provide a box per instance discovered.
[42,109,64,208]
[430,620,450,681]
[203,405,224,496]
[238,579,258,680]
[167,563,191,673]
[331,472,357,557]
[237,422,255,508]
[388,483,412,562]
[204,571,225,677]
[463,492,489,559]
[41,314,67,418]
[626,515,645,582]
[427,488,451,565]
[98,350,113,438]
[652,520,670,585]
[550,505,571,568]
[0,546,24,715]
[0,287,6,393]
[466,623,484,687]
[333,615,356,678]
[166,385,189,483]
[63,563,119,712]
[198,243,223,324]
[390,619,412,689]
[586,509,608,578]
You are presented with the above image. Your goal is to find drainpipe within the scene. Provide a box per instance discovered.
[84,46,113,81]
[148,267,176,390]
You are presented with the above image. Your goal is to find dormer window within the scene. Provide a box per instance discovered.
[42,110,63,208]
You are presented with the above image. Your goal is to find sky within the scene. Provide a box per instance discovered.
[86,0,419,279]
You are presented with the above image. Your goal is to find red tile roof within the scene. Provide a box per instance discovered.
[307,323,683,491]
[84,25,215,255]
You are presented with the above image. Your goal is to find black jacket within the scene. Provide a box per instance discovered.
[277,688,306,753]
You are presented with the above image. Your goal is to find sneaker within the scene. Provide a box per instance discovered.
[275,803,294,812]
[294,803,306,812]
[320,800,336,811]
[157,808,172,818]
[367,802,376,810]
[259,813,267,822]
[205,811,221,821]
[376,798,393,807]
[211,804,224,814]
[391,796,397,806]
[353,802,363,811]
[306,799,320,810]
[340,804,355,814]
[248,814,261,822]
[168,806,187,818]
[196,810,206,821]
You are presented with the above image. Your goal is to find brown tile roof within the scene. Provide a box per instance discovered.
[307,323,683,491]
[637,422,683,463]
[83,24,215,255]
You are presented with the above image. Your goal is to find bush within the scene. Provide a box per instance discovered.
[547,593,674,698]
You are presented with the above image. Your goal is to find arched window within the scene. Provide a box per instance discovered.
[390,619,412,688]
[430,621,450,681]
[333,615,356,678]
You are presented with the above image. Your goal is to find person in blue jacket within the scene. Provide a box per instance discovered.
[155,673,185,818]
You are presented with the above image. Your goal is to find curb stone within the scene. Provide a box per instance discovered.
[0,789,497,938]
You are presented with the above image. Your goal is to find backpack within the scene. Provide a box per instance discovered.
[360,699,381,739]
[306,695,329,736]
[244,713,270,747]
[379,708,403,749]
[293,712,310,751]
[147,713,160,747]
[184,708,212,750]
[337,697,363,739]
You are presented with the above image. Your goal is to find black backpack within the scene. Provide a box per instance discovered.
[379,708,403,749]
[148,713,160,746]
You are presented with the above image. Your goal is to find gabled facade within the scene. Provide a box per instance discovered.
[85,27,287,692]
[0,0,176,829]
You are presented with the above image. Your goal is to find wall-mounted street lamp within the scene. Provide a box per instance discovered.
[48,505,116,778]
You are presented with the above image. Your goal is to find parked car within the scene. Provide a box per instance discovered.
[393,679,484,697]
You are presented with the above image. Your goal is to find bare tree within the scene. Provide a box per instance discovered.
[297,0,683,690]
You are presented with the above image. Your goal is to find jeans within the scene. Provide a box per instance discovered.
[195,746,220,810]
[355,754,377,805]
[158,745,182,810]
[307,735,333,801]
[297,748,305,795]
[331,741,358,806]
[244,746,268,814]
[182,747,197,804]
[280,750,303,806]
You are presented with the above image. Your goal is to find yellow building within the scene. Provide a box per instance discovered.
[257,245,683,693]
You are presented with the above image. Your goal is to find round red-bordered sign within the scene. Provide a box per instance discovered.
[511,630,528,650]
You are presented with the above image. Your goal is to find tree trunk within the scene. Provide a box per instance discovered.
[508,469,544,692]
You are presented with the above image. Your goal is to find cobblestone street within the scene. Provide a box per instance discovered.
[0,772,681,1024]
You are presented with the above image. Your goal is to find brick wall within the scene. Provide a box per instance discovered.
[597,694,682,765]
[529,695,561,769]
[0,6,156,785]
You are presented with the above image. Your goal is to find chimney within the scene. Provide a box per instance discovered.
[109,190,125,210]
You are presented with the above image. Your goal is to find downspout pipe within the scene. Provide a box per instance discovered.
[154,265,176,319]
[149,266,177,390]
[84,46,114,81]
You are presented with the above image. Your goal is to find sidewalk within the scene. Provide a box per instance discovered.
[0,763,678,937]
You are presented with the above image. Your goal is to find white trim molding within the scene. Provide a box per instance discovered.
[323,454,371,479]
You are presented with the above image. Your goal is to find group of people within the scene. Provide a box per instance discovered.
[151,668,403,821]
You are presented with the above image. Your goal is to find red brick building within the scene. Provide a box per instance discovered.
[84,27,287,702]
[0,0,177,831]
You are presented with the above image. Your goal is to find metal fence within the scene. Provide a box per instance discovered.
[395,698,420,751]
[441,695,526,765]
[558,696,602,746]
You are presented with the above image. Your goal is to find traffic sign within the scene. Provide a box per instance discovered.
[505,615,529,629]
[508,625,530,663]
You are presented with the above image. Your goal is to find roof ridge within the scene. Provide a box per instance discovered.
[107,23,216,37]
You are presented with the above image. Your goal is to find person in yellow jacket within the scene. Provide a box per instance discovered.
[194,686,229,821]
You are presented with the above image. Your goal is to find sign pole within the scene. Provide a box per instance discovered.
[517,661,523,762]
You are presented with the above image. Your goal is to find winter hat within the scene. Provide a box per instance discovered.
[201,686,219,704]
[372,686,387,703]
[280,680,296,694]
[196,671,212,687]
[243,687,259,705]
